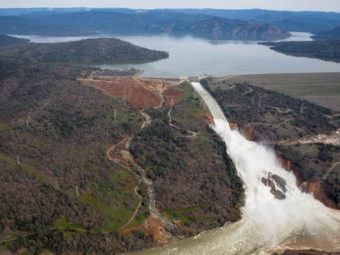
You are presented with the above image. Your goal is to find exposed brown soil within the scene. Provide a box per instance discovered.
[277,150,338,208]
[144,215,169,244]
[222,121,258,140]
[204,112,214,125]
[229,122,239,130]
[277,156,294,175]
[301,180,338,209]
[164,86,182,107]
[82,77,165,110]
[241,125,258,140]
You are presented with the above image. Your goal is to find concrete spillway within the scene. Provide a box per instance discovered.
[134,82,340,255]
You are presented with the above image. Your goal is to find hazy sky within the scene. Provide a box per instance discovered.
[1,0,340,12]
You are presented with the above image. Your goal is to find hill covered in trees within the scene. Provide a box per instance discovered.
[170,9,340,33]
[0,38,169,64]
[0,10,290,41]
[130,84,244,234]
[0,35,29,47]
[0,30,245,253]
[0,60,152,254]
[168,16,289,41]
[313,26,340,40]
[2,8,340,34]
[261,40,340,63]
[0,35,170,254]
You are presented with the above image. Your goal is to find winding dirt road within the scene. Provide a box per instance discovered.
[105,81,176,231]
[119,186,143,230]
[277,129,340,146]
[106,136,143,230]
[167,106,199,138]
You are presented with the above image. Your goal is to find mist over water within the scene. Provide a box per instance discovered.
[135,83,340,255]
[193,82,340,253]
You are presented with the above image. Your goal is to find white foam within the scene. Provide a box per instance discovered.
[133,83,340,255]
[190,82,340,253]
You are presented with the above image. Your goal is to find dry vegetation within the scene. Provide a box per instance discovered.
[130,83,244,235]
[202,77,340,208]
[223,73,340,111]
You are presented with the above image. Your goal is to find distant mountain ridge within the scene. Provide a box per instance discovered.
[168,16,290,41]
[159,9,340,33]
[0,10,290,41]
[1,8,340,33]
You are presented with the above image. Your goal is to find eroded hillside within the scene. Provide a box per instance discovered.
[202,77,340,209]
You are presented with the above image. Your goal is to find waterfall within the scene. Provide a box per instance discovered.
[189,82,340,254]
[134,82,340,255]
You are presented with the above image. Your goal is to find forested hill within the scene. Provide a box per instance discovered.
[0,38,169,64]
[0,10,290,41]
[261,41,340,63]
[0,35,29,46]
[0,35,243,253]
[263,41,340,63]
[169,16,290,41]
[2,8,340,34]
[167,9,340,33]
[313,26,340,40]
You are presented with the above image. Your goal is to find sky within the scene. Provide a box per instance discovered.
[1,0,340,12]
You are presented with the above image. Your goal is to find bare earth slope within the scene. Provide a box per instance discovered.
[202,77,340,209]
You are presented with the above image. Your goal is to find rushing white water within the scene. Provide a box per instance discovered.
[135,82,340,255]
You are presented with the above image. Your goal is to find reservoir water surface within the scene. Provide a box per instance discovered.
[16,32,340,77]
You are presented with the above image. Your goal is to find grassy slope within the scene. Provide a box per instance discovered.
[224,73,340,111]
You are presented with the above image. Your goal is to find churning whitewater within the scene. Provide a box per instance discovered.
[135,82,340,255]
[188,82,340,254]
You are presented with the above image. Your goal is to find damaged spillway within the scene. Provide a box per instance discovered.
[188,82,340,254]
[135,82,340,255]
